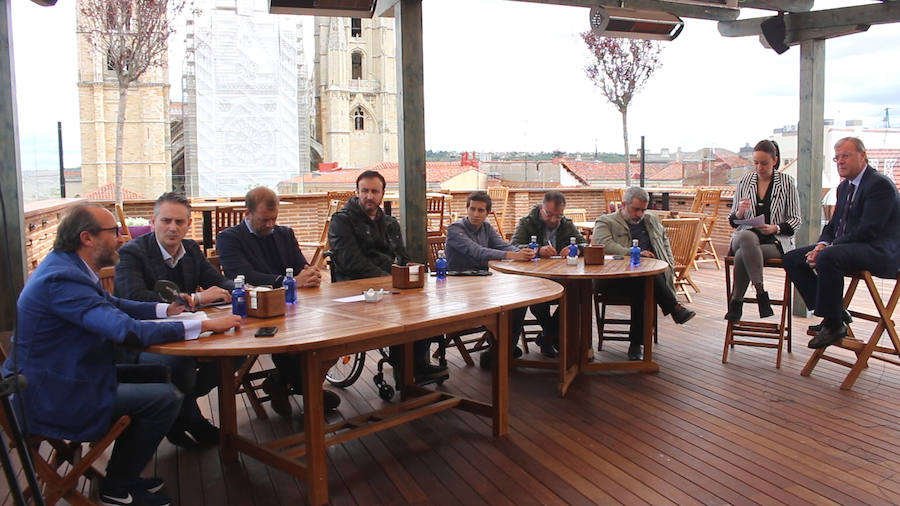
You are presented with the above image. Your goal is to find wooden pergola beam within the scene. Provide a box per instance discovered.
[719,1,900,39]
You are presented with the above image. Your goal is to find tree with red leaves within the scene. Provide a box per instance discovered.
[582,33,663,187]
[79,0,185,204]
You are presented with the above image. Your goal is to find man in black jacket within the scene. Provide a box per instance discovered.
[115,192,233,448]
[328,170,446,379]
[216,187,340,417]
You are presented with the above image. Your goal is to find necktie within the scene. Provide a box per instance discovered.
[836,183,855,238]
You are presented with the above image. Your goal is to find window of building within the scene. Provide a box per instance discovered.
[353,107,365,131]
[351,18,362,38]
[351,52,362,80]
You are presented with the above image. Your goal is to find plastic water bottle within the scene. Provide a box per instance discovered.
[629,239,641,267]
[283,268,297,304]
[529,235,540,261]
[567,237,578,265]
[231,277,246,317]
[435,250,448,280]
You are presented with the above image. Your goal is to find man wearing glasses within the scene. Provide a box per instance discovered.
[2,204,240,506]
[510,191,588,357]
[784,137,900,348]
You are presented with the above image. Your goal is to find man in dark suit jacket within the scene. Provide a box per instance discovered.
[784,137,900,349]
[115,192,235,448]
[216,187,340,417]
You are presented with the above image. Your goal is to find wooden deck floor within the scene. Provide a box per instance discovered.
[4,265,900,505]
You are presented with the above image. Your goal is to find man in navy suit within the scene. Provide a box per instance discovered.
[216,187,340,416]
[784,137,900,349]
[2,204,240,506]
[115,192,234,448]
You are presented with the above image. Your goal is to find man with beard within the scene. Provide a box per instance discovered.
[216,187,340,417]
[2,204,240,506]
[592,187,696,360]
[114,192,234,448]
[328,170,447,380]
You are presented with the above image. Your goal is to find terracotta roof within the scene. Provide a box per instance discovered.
[561,160,676,181]
[281,162,485,185]
[82,182,148,200]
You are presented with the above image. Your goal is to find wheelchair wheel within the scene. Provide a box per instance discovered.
[325,352,365,388]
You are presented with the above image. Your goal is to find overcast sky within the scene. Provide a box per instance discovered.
[8,0,900,172]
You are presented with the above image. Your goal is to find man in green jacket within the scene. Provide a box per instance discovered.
[511,191,588,357]
[592,187,696,360]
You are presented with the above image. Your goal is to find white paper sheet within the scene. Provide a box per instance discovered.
[147,311,209,323]
[733,214,766,227]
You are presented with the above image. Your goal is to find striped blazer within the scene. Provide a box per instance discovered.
[729,170,802,253]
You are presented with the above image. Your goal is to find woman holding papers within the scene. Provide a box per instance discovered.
[725,139,802,321]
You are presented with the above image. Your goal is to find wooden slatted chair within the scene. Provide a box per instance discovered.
[602,188,624,213]
[326,191,356,207]
[593,294,657,351]
[114,203,132,242]
[487,186,510,238]
[99,266,116,294]
[689,188,723,269]
[722,257,793,368]
[565,208,587,223]
[299,199,341,269]
[661,218,703,303]
[801,270,900,390]
[214,206,245,236]
[426,196,446,235]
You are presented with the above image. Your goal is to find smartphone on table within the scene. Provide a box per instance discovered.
[254,326,278,338]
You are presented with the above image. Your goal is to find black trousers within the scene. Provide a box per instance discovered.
[595,273,677,344]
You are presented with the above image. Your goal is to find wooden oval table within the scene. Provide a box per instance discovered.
[148,272,561,505]
[489,257,669,396]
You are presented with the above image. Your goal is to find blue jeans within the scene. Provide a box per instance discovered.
[137,353,216,428]
[105,382,181,487]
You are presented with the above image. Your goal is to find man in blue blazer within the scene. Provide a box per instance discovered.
[115,192,235,448]
[216,187,340,417]
[784,137,900,348]
[1,204,241,506]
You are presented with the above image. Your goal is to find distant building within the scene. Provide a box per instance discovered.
[278,161,486,194]
[314,16,398,169]
[182,0,311,197]
[76,0,171,198]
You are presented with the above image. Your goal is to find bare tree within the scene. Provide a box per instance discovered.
[79,0,185,204]
[582,33,662,187]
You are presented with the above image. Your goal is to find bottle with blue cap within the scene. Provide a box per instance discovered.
[629,239,641,267]
[283,267,297,304]
[232,276,246,317]
[435,250,448,280]
[529,235,540,261]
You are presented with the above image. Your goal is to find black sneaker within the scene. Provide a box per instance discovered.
[261,372,293,418]
[132,477,164,494]
[100,486,171,506]
[186,418,220,445]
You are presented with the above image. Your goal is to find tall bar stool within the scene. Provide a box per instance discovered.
[723,256,793,368]
[801,270,900,390]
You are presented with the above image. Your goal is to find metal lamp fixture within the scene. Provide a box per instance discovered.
[590,6,685,41]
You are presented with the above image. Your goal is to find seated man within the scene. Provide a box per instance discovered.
[115,192,234,448]
[783,137,900,348]
[217,187,340,417]
[1,204,240,506]
[445,190,535,367]
[328,170,447,379]
[510,190,587,357]
[592,186,696,360]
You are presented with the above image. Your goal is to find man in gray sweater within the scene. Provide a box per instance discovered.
[445,191,535,367]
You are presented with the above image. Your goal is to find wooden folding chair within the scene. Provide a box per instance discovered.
[299,199,341,269]
[99,266,116,294]
[688,188,722,269]
[114,204,132,243]
[565,208,587,223]
[487,186,509,237]
[0,340,131,506]
[593,293,657,351]
[722,257,793,368]
[426,196,446,235]
[214,206,245,236]
[661,218,703,303]
[325,191,356,207]
[801,270,900,390]
[602,188,624,213]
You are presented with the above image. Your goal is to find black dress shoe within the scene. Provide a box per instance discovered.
[165,429,199,449]
[807,323,848,349]
[186,419,220,446]
[808,309,852,332]
[323,390,341,412]
[724,299,743,322]
[672,304,696,324]
[757,291,774,318]
[535,333,558,358]
[627,343,642,361]
[261,372,292,418]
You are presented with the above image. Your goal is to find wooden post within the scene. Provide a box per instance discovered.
[395,0,427,264]
[794,39,825,316]
[0,0,27,332]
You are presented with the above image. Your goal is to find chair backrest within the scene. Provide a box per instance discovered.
[426,196,446,234]
[326,191,357,207]
[310,199,342,268]
[487,187,509,215]
[662,218,703,270]
[215,207,245,236]
[114,204,133,242]
[99,266,116,294]
[602,188,624,210]
[565,208,587,223]
[690,188,722,217]
[608,200,623,213]
[206,248,223,275]
[427,235,446,272]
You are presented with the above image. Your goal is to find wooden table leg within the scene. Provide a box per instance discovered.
[217,356,238,462]
[558,280,581,397]
[302,350,328,505]
[492,312,509,436]
[643,274,655,365]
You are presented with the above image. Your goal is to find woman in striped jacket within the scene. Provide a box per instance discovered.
[725,140,802,321]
